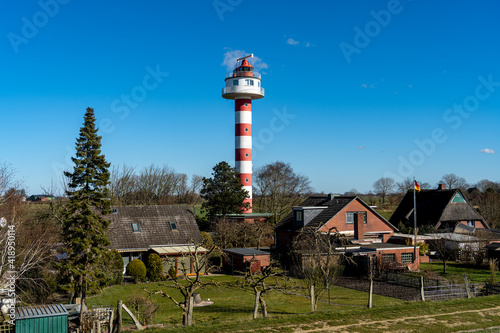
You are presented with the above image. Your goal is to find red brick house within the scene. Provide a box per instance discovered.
[389,185,488,232]
[275,194,398,254]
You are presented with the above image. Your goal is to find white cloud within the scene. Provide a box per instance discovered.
[287,38,299,46]
[305,42,310,47]
[480,148,496,154]
[222,49,269,72]
[361,84,367,88]
[358,146,366,149]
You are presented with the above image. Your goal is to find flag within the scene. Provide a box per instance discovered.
[414,180,421,192]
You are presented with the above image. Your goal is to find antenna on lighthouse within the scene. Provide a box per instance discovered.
[236,54,253,62]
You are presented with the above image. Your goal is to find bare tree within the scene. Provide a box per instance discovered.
[373,177,395,204]
[254,161,313,223]
[237,265,283,319]
[428,236,459,274]
[292,228,344,312]
[439,173,468,190]
[109,164,136,205]
[475,179,499,193]
[144,242,217,327]
[396,177,413,195]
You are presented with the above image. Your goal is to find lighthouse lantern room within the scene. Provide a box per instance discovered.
[222,54,264,213]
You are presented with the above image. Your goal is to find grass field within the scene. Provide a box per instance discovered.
[87,274,500,332]
[421,261,499,284]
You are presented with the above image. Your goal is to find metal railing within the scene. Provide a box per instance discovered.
[225,71,261,79]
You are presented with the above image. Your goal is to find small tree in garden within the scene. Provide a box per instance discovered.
[146,253,163,282]
[144,242,218,327]
[127,259,147,282]
[292,227,344,312]
[236,264,283,319]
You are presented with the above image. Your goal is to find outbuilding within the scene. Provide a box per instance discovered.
[14,304,68,333]
[223,248,271,274]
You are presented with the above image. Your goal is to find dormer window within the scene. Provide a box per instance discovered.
[112,208,118,214]
[169,221,178,230]
[296,210,303,222]
[131,223,140,232]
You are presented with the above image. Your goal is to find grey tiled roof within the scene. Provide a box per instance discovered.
[107,205,202,251]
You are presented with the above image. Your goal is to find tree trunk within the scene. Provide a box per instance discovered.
[183,296,194,326]
[259,294,267,318]
[253,291,260,319]
[78,274,85,330]
[443,260,447,274]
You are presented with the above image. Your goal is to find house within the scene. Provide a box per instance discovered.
[275,194,398,254]
[389,185,488,232]
[107,205,204,276]
[223,248,271,274]
[341,243,420,273]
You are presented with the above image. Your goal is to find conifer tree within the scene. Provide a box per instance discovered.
[62,107,111,326]
[201,161,249,218]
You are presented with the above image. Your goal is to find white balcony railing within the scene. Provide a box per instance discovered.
[222,87,265,96]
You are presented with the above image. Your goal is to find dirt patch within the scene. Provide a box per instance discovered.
[334,276,421,301]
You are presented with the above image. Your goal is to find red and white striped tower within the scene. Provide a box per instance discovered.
[222,54,265,213]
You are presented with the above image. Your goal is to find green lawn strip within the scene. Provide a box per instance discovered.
[421,261,500,283]
[88,277,500,333]
[144,295,500,333]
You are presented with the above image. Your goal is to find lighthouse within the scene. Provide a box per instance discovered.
[222,54,265,213]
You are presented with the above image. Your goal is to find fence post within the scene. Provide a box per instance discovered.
[420,276,425,301]
[310,285,315,312]
[463,274,472,299]
[116,300,122,333]
[368,278,373,308]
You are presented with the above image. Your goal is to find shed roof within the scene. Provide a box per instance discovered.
[223,248,270,256]
[151,245,208,255]
[16,304,68,320]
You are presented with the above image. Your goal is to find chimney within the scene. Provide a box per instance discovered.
[438,184,447,190]
[353,212,365,241]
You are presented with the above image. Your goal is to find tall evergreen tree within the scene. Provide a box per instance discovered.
[201,161,249,218]
[62,107,111,326]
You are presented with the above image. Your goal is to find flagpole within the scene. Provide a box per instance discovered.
[413,177,417,261]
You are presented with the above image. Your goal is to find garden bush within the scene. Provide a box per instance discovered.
[126,259,147,282]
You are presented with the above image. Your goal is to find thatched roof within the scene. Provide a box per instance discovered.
[389,189,486,229]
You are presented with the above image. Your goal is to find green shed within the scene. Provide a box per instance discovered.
[15,304,68,333]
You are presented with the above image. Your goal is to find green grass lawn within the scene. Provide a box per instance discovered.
[87,275,402,329]
[420,261,499,283]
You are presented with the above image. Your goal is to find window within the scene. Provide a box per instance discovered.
[250,80,254,86]
[382,254,395,263]
[244,128,249,132]
[296,210,303,222]
[452,193,466,203]
[467,220,475,227]
[233,80,239,86]
[244,103,248,107]
[363,212,367,224]
[346,212,354,224]
[169,221,178,230]
[401,253,413,263]
[131,223,140,232]
[245,153,249,157]
[112,208,118,214]
[245,79,254,86]
[245,178,249,183]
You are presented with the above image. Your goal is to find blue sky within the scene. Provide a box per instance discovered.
[1,0,500,195]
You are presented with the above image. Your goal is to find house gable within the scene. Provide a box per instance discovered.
[318,198,396,239]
